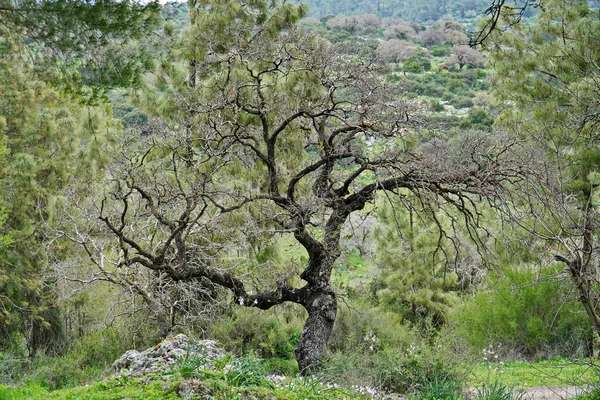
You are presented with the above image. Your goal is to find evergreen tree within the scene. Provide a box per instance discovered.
[488,0,600,338]
[373,198,462,327]
[0,26,119,355]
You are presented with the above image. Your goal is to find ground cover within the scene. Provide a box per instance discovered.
[2,357,597,399]
[469,359,597,388]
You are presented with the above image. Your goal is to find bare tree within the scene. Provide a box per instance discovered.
[447,45,485,70]
[418,28,446,45]
[326,13,381,32]
[376,39,419,64]
[70,26,527,373]
[383,19,417,39]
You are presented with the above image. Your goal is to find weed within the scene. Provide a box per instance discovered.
[174,350,206,378]
[472,381,525,400]
[224,352,273,388]
[416,376,463,400]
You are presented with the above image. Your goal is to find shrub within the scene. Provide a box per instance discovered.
[449,96,474,109]
[450,266,593,359]
[403,60,425,73]
[210,306,303,361]
[9,328,128,389]
[468,108,494,129]
[21,354,104,390]
[325,304,470,394]
[0,353,30,385]
[430,45,452,57]
[430,100,445,112]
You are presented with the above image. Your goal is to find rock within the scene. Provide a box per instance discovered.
[112,334,226,377]
[178,379,212,400]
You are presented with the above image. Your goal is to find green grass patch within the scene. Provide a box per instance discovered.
[469,359,598,388]
[0,353,381,400]
[0,376,181,400]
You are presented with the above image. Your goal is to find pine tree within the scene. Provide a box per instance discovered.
[0,27,119,355]
[373,198,461,327]
[488,0,600,338]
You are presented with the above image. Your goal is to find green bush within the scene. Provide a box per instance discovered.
[20,354,104,390]
[210,306,303,361]
[403,60,425,73]
[0,354,30,385]
[4,328,128,389]
[449,96,474,109]
[70,329,131,367]
[430,100,445,112]
[430,45,451,57]
[325,304,469,394]
[468,108,494,129]
[450,266,593,359]
[403,52,431,73]
[417,373,463,400]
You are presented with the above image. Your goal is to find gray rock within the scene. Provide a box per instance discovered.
[112,334,226,377]
[178,379,212,400]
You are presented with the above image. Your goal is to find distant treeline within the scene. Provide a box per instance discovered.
[296,0,499,23]
[294,0,600,24]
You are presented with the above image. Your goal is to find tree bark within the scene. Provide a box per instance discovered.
[295,286,337,374]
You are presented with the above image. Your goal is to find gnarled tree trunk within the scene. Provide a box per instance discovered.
[295,286,337,374]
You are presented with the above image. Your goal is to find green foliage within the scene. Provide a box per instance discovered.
[576,387,600,400]
[403,51,432,73]
[327,333,468,394]
[416,373,463,400]
[0,353,29,386]
[326,302,469,393]
[211,307,303,361]
[431,45,452,57]
[0,0,160,93]
[372,199,461,326]
[10,329,127,390]
[299,0,493,24]
[1,350,381,399]
[449,95,474,109]
[490,0,600,200]
[473,381,525,400]
[224,352,273,388]
[20,355,103,391]
[467,107,494,129]
[451,266,593,359]
[0,30,119,355]
[469,358,596,388]
[430,99,446,112]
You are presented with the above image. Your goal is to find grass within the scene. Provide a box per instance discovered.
[2,360,598,399]
[470,381,526,400]
[0,353,380,400]
[0,377,182,400]
[469,359,598,388]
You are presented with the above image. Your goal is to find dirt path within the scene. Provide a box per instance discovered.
[519,386,589,399]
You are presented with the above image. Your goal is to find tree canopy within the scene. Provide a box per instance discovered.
[61,0,532,372]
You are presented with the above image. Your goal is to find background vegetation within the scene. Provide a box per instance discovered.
[1,0,600,398]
